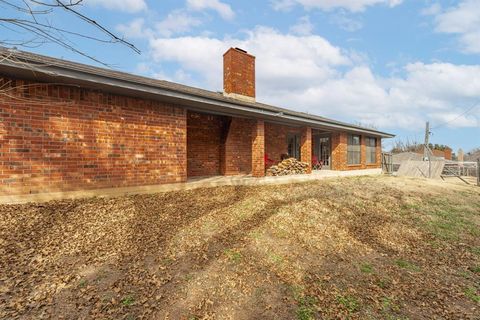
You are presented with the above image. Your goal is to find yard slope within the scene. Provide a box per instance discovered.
[1,176,479,319]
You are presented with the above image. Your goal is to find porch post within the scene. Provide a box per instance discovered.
[252,120,265,177]
[301,126,312,173]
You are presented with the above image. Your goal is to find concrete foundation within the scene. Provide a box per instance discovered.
[0,169,382,204]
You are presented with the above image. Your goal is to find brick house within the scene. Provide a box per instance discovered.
[0,47,394,196]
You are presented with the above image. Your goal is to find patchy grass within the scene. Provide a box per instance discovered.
[269,252,284,265]
[224,249,242,263]
[470,266,480,274]
[464,287,480,303]
[471,247,480,256]
[359,263,374,274]
[377,278,391,289]
[289,285,317,320]
[78,279,87,288]
[395,259,421,272]
[337,294,360,313]
[423,197,480,241]
[1,176,479,319]
[296,296,317,320]
[381,296,400,313]
[121,295,135,307]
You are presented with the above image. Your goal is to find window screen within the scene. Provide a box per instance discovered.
[366,137,377,164]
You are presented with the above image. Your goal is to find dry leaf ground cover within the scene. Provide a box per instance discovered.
[1,176,479,319]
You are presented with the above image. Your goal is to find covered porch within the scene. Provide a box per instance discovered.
[186,110,346,179]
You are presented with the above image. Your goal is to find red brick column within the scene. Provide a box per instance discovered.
[376,138,382,166]
[300,126,312,173]
[251,120,265,177]
[331,132,347,171]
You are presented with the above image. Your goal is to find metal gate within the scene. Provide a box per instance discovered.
[382,153,393,174]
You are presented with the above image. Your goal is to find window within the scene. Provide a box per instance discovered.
[366,137,377,164]
[347,134,361,165]
[287,133,301,160]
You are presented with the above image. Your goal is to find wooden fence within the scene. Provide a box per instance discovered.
[397,160,445,179]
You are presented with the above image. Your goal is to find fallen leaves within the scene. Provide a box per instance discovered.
[0,176,479,319]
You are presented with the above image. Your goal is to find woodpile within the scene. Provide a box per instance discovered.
[266,158,309,176]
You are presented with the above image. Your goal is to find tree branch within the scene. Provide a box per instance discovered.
[0,0,141,65]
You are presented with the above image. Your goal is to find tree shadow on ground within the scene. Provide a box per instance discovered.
[2,179,479,319]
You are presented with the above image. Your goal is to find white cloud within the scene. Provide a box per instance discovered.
[117,0,232,40]
[86,0,147,12]
[117,10,204,39]
[149,35,226,85]
[289,16,314,35]
[421,3,441,16]
[433,0,480,54]
[329,11,363,31]
[115,0,236,41]
[149,26,350,90]
[116,18,152,39]
[187,0,235,20]
[271,0,402,12]
[432,111,478,128]
[146,26,480,130]
[156,10,203,37]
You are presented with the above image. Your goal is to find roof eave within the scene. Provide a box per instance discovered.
[0,54,395,138]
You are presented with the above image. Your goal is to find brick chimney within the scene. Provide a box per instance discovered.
[223,47,255,102]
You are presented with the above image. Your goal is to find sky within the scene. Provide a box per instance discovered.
[2,0,480,153]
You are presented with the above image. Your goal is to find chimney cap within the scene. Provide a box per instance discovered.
[234,47,247,53]
[223,47,255,58]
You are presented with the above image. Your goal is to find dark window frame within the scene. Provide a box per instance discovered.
[287,133,301,160]
[347,134,361,165]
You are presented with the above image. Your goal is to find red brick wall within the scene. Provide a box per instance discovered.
[223,48,256,99]
[300,127,312,173]
[444,148,452,160]
[422,148,452,160]
[331,132,382,171]
[0,77,187,195]
[222,117,253,175]
[265,122,301,166]
[251,120,265,177]
[187,112,223,177]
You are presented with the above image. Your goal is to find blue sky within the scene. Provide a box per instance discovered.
[2,0,479,153]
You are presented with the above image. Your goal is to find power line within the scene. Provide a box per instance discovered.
[431,101,480,130]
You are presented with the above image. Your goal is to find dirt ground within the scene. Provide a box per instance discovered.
[0,176,479,319]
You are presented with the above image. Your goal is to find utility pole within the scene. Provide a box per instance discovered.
[424,121,431,178]
[477,158,479,187]
[423,121,430,161]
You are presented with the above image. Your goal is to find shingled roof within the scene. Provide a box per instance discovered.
[0,47,394,138]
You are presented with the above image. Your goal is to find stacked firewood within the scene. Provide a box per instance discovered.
[266,158,309,176]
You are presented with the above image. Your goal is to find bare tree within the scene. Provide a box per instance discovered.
[390,138,422,154]
[0,1,140,108]
[353,121,378,130]
[0,0,140,65]
[465,148,480,162]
